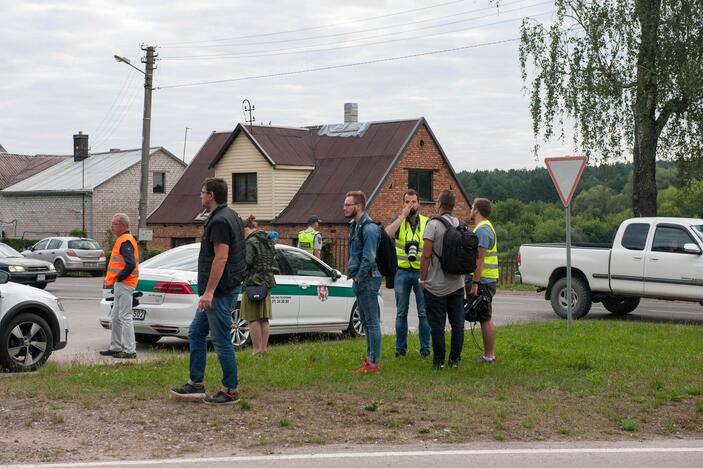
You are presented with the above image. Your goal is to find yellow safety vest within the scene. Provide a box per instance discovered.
[105,233,140,288]
[476,219,499,280]
[298,230,320,254]
[395,215,427,270]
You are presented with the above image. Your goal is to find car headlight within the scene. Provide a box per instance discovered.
[8,265,26,272]
[48,263,56,271]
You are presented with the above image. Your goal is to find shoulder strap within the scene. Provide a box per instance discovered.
[428,216,451,259]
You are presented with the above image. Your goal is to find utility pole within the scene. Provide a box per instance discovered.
[138,45,156,250]
[182,127,190,162]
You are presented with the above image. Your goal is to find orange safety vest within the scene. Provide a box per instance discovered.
[105,233,139,288]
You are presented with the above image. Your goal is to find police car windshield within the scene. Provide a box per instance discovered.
[0,243,22,258]
[141,247,198,272]
[693,225,703,243]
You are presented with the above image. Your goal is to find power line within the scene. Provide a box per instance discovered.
[163,0,539,50]
[90,67,138,141]
[161,5,549,61]
[160,0,467,46]
[157,38,519,90]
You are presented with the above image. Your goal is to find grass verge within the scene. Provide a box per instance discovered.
[1,321,702,462]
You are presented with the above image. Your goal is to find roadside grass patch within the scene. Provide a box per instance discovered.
[1,321,702,446]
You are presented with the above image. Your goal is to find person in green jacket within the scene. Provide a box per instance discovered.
[241,215,277,355]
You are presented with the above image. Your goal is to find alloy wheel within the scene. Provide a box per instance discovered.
[7,321,49,368]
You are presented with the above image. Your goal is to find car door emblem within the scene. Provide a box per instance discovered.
[317,285,329,302]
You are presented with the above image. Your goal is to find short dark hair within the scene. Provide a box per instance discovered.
[243,214,258,229]
[202,177,228,204]
[345,190,367,210]
[404,189,419,201]
[438,190,455,211]
[473,198,492,218]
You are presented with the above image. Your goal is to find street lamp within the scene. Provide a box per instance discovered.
[114,46,156,250]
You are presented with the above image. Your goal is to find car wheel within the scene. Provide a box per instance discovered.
[0,312,54,372]
[550,277,592,320]
[31,283,48,290]
[53,259,65,277]
[230,303,251,349]
[602,296,640,315]
[90,271,103,278]
[135,333,161,345]
[344,302,364,337]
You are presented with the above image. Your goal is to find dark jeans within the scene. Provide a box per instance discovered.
[424,287,465,364]
[188,289,239,390]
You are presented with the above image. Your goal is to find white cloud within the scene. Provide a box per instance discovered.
[0,0,577,171]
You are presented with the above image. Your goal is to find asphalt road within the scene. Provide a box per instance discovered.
[6,440,703,467]
[43,277,703,363]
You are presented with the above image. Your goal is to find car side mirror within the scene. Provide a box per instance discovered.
[0,270,9,284]
[683,243,702,255]
[331,269,342,281]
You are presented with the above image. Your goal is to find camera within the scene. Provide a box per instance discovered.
[406,241,420,262]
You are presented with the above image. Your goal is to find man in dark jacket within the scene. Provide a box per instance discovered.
[171,177,246,405]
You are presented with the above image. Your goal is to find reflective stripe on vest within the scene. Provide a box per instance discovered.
[476,219,499,279]
[298,230,319,254]
[105,233,140,288]
[396,215,428,270]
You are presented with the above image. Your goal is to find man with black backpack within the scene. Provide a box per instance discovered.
[345,190,384,374]
[420,190,476,369]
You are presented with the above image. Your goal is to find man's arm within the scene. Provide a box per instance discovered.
[313,233,322,259]
[115,240,136,282]
[357,224,380,281]
[385,204,412,237]
[470,247,487,295]
[419,239,433,286]
[199,242,229,310]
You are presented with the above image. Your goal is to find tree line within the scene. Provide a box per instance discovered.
[458,162,703,259]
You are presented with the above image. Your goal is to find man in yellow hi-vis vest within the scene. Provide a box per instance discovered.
[385,189,431,358]
[468,198,498,363]
[100,213,140,359]
[297,215,322,258]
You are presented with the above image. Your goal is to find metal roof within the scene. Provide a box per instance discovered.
[2,148,166,193]
[0,153,70,190]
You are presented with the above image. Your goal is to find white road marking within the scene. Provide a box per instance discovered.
[7,446,703,467]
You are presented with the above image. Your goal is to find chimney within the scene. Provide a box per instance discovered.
[344,102,358,123]
[73,132,89,162]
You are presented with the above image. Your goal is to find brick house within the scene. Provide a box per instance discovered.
[0,147,186,244]
[148,107,471,271]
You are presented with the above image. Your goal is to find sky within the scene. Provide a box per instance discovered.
[0,0,576,171]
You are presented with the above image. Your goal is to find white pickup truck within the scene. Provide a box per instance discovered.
[517,217,703,319]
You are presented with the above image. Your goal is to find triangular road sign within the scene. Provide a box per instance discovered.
[544,156,587,207]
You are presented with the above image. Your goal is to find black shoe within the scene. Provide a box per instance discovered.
[419,350,430,359]
[112,351,137,359]
[395,351,406,358]
[433,361,445,370]
[99,349,119,356]
[448,359,459,369]
[204,390,240,405]
[170,382,206,401]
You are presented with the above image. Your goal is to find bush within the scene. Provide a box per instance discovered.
[69,229,87,238]
[1,238,36,252]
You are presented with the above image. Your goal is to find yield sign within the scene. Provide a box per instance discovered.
[544,156,587,207]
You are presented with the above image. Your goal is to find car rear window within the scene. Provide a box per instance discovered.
[68,239,101,250]
[141,247,198,272]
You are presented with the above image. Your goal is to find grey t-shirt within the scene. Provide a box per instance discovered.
[423,214,466,296]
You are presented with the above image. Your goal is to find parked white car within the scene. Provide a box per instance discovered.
[0,270,69,371]
[99,243,375,348]
[517,217,703,319]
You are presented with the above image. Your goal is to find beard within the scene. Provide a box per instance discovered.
[345,209,357,219]
[408,208,417,217]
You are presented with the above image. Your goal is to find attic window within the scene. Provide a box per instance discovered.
[233,172,257,203]
[153,172,165,193]
[408,169,432,201]
[419,139,425,147]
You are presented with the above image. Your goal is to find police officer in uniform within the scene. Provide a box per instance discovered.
[298,215,322,258]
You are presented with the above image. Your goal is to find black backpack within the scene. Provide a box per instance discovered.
[358,219,398,280]
[430,216,478,275]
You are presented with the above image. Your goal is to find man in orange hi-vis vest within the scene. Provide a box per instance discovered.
[100,213,139,359]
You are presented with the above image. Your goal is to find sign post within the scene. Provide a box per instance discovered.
[544,156,587,328]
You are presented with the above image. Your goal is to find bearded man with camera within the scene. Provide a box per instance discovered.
[385,189,431,358]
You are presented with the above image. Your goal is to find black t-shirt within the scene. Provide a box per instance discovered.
[197,204,246,296]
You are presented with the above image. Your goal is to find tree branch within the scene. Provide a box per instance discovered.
[656,97,689,137]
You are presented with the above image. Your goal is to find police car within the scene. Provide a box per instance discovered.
[99,243,374,348]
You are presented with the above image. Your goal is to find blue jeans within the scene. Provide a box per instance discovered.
[352,276,382,364]
[424,288,465,365]
[394,269,430,354]
[188,290,239,390]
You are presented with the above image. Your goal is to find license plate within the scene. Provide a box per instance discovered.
[37,274,46,281]
[84,263,98,268]
[132,309,146,320]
